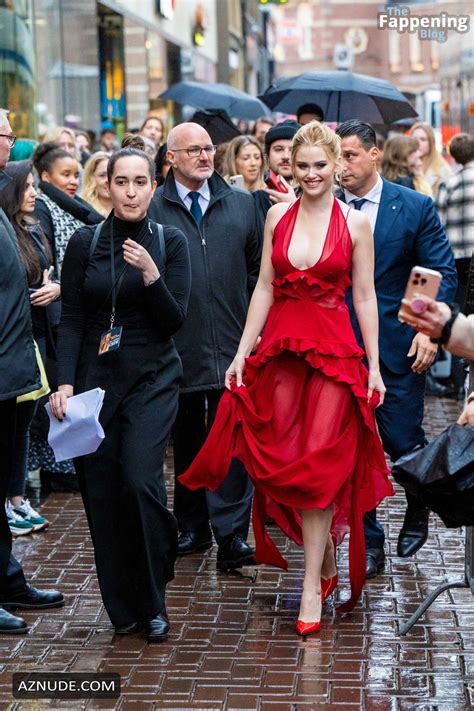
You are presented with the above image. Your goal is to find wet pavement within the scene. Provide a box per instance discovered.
[1,395,473,710]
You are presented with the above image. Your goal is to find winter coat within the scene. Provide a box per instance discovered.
[0,207,40,400]
[148,170,261,392]
[34,181,103,275]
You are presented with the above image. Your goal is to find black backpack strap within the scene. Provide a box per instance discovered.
[89,221,167,270]
[157,223,165,265]
[89,223,102,260]
[151,221,167,274]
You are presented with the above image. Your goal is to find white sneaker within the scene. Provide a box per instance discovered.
[12,499,49,532]
[5,503,33,536]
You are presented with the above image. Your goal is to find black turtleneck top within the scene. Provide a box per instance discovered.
[57,213,191,385]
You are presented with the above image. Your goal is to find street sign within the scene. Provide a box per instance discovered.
[333,44,354,70]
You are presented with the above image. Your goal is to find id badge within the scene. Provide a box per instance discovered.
[98,326,123,356]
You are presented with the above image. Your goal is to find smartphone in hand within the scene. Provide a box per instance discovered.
[228,174,245,189]
[398,266,442,322]
[264,169,289,193]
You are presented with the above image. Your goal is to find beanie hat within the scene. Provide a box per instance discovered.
[265,120,301,151]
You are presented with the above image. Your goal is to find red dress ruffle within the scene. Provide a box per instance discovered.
[180,199,394,611]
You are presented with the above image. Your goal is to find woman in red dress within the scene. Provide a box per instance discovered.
[180,122,394,635]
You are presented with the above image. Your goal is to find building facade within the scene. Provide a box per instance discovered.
[270,0,441,121]
[1,0,222,139]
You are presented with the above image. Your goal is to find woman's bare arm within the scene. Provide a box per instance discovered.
[226,203,287,388]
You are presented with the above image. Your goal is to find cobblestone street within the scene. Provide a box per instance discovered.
[0,396,472,710]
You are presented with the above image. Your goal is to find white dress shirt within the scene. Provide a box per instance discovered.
[175,179,211,217]
[343,174,383,233]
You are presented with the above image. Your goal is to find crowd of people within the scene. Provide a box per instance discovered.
[1,100,473,642]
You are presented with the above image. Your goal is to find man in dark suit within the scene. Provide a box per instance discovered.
[335,120,457,577]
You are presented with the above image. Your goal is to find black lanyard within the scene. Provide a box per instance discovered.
[108,220,153,328]
[109,224,128,329]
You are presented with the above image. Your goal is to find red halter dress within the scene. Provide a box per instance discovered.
[180,198,394,611]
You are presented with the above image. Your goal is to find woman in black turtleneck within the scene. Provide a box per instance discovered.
[48,148,191,642]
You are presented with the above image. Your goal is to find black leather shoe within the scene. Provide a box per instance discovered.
[146,610,169,643]
[397,506,429,557]
[365,548,385,578]
[0,607,28,634]
[177,531,213,556]
[114,621,144,635]
[425,372,448,397]
[0,584,64,610]
[216,535,255,572]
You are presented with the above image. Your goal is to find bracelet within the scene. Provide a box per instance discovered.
[430,303,460,345]
[467,392,474,405]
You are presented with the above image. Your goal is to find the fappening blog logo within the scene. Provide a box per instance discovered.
[378,4,470,43]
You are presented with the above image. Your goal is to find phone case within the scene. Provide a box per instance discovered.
[264,170,289,193]
[398,266,442,321]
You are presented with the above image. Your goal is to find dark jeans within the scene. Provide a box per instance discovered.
[0,399,27,595]
[7,399,37,499]
[173,389,253,545]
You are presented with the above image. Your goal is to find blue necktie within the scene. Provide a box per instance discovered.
[188,191,203,224]
[351,198,366,211]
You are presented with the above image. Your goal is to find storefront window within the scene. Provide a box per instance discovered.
[34,0,100,135]
[33,0,61,135]
[0,0,36,137]
[98,5,126,135]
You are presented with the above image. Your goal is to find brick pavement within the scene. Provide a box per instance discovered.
[0,396,473,710]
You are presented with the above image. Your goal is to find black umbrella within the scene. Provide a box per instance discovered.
[392,424,474,528]
[189,109,241,144]
[160,81,272,120]
[259,71,418,124]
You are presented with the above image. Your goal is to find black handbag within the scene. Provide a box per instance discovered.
[392,423,474,528]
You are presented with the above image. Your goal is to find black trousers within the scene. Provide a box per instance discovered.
[173,389,253,545]
[364,364,427,550]
[8,399,37,498]
[74,338,180,627]
[0,399,27,595]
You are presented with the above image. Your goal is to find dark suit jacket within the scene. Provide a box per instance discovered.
[341,178,457,374]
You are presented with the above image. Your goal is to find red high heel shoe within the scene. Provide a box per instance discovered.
[321,532,338,602]
[296,591,322,636]
[321,573,338,602]
[296,618,321,636]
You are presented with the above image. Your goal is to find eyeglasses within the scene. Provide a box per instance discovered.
[0,134,16,147]
[171,145,217,158]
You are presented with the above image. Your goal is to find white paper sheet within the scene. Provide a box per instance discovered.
[45,388,105,462]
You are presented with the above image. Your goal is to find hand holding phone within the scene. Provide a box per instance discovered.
[264,169,289,193]
[398,266,442,323]
[228,174,245,190]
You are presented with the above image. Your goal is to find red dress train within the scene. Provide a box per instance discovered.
[180,199,394,611]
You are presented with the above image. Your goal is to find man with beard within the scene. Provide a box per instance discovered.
[253,119,301,242]
[0,108,64,634]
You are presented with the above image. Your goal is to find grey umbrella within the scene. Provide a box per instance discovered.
[258,71,418,124]
[160,81,272,121]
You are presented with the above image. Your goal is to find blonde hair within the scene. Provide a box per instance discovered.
[291,120,341,173]
[223,135,265,192]
[82,151,110,217]
[409,122,450,194]
[42,126,78,158]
